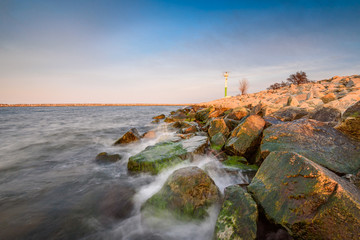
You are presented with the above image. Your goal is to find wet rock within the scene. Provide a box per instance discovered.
[152,114,165,120]
[170,120,193,129]
[142,130,156,139]
[208,118,229,138]
[263,116,284,127]
[127,141,189,174]
[271,107,308,121]
[128,136,208,174]
[248,151,360,240]
[321,92,337,103]
[99,184,135,220]
[181,125,198,134]
[222,156,259,173]
[215,185,258,240]
[164,112,188,123]
[142,166,220,220]
[309,106,341,126]
[208,108,228,119]
[260,119,360,174]
[95,152,121,164]
[151,119,160,124]
[114,128,141,145]
[337,101,360,141]
[225,115,265,157]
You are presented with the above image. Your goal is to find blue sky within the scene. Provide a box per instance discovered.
[1,0,359,104]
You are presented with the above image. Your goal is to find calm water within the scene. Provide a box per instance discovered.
[0,106,247,240]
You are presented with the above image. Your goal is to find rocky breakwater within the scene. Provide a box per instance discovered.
[97,74,360,239]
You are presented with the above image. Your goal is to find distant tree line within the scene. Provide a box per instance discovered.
[268,71,311,90]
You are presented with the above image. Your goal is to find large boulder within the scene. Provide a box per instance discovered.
[337,101,360,141]
[260,119,360,174]
[128,141,188,174]
[321,92,337,104]
[226,107,248,120]
[128,136,208,174]
[309,106,341,126]
[208,118,229,138]
[225,115,265,157]
[214,185,258,240]
[210,132,227,150]
[248,151,360,239]
[271,107,308,121]
[142,167,220,220]
[195,107,215,122]
[114,128,141,145]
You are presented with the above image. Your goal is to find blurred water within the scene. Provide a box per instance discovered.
[0,106,248,240]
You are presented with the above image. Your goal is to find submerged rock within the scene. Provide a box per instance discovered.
[248,151,360,239]
[95,152,121,164]
[225,115,265,157]
[260,119,360,174]
[152,114,165,120]
[215,185,258,240]
[142,166,220,220]
[337,101,360,141]
[114,128,141,145]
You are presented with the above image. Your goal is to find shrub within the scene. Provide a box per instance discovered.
[287,71,309,85]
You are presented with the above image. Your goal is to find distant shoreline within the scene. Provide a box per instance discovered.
[0,103,192,107]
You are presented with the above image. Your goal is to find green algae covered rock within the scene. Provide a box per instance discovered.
[261,119,360,174]
[210,132,227,150]
[248,151,360,239]
[142,166,220,220]
[337,100,360,141]
[223,156,259,172]
[215,185,258,240]
[128,142,188,174]
[225,115,265,156]
[128,136,208,174]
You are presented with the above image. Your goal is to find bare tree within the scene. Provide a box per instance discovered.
[239,78,249,95]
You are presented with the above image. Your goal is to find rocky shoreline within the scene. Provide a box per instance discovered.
[99,75,360,239]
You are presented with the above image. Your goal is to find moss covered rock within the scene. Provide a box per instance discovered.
[337,101,360,141]
[215,185,258,240]
[128,136,208,174]
[261,119,360,174]
[128,142,188,174]
[248,151,360,239]
[223,156,259,172]
[195,107,215,122]
[142,166,220,220]
[208,118,229,138]
[225,115,265,157]
[210,132,227,150]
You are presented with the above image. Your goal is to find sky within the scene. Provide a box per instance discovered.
[0,0,360,104]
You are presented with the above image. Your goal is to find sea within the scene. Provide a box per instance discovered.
[0,106,248,240]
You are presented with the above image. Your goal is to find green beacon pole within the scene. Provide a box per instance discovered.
[223,72,229,97]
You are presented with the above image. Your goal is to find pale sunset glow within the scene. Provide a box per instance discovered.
[1,0,359,104]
